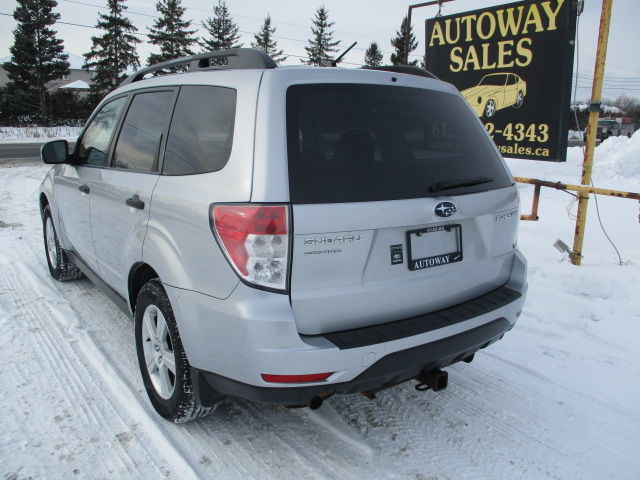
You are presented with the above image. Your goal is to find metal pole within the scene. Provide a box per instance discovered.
[405,0,455,65]
[405,8,412,64]
[570,0,614,265]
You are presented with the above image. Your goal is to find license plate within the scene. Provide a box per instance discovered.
[406,224,463,271]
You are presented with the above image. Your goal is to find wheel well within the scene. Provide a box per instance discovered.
[129,263,160,312]
[39,193,49,215]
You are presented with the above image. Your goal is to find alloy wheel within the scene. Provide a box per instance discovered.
[141,304,176,399]
[45,217,58,266]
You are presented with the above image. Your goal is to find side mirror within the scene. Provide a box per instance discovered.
[41,140,69,164]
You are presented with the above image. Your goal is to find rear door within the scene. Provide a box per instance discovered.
[90,89,175,297]
[285,84,519,335]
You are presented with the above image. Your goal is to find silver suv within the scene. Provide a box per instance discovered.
[39,49,527,423]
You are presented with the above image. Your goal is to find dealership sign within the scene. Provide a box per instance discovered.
[426,0,577,161]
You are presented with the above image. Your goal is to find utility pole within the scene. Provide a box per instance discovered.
[570,0,614,265]
[405,0,455,64]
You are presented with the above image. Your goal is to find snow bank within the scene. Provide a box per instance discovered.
[506,129,640,190]
[0,126,82,143]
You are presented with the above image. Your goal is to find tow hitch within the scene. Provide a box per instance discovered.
[415,369,448,392]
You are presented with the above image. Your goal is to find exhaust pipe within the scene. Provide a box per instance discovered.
[309,396,324,410]
[308,391,335,410]
[415,369,448,392]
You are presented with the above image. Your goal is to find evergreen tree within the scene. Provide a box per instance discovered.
[84,0,141,95]
[251,15,287,64]
[364,41,383,67]
[200,1,242,53]
[147,0,197,67]
[303,6,340,66]
[3,0,69,118]
[390,15,418,66]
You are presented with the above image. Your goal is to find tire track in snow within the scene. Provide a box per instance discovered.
[4,159,639,480]
[55,266,378,480]
[331,347,640,480]
[0,258,196,480]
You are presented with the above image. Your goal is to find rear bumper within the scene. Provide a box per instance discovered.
[166,249,527,405]
[193,317,513,405]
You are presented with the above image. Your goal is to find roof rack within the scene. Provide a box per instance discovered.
[121,48,277,86]
[361,65,439,80]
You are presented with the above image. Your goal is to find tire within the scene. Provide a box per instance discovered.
[135,279,215,423]
[42,205,83,282]
[483,99,496,119]
[514,91,524,108]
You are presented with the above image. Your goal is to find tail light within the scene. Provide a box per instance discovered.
[211,204,290,292]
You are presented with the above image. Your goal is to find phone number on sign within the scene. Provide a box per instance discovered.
[485,122,551,157]
[485,122,550,143]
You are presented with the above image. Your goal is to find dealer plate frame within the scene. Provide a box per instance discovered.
[406,224,463,271]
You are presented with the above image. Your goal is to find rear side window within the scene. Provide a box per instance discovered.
[286,84,512,204]
[113,90,174,172]
[162,86,237,175]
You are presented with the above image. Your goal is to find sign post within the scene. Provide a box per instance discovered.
[570,0,613,265]
[406,0,456,64]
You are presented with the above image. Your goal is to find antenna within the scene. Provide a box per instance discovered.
[331,42,357,67]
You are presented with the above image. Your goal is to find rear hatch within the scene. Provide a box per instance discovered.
[286,83,518,335]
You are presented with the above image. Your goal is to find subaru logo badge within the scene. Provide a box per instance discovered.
[434,201,457,218]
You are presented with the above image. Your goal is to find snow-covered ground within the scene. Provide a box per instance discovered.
[0,126,82,143]
[0,135,638,479]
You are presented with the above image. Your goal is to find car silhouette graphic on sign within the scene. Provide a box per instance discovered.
[461,73,527,119]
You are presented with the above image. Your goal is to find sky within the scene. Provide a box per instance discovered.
[1,0,639,101]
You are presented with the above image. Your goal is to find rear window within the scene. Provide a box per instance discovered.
[286,84,512,204]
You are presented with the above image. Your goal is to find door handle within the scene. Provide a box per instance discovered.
[78,184,90,194]
[125,194,145,210]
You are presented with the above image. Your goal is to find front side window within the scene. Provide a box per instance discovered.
[113,90,174,172]
[76,96,127,167]
[286,84,512,204]
[162,86,237,175]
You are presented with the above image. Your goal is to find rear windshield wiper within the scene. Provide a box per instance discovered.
[428,176,494,194]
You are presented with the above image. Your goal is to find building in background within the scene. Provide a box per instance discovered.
[0,52,94,96]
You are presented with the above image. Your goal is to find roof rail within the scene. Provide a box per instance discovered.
[361,65,439,80]
[121,48,277,86]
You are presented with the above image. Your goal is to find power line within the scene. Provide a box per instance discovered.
[0,11,148,36]
[57,0,423,59]
[578,73,640,81]
[577,74,640,84]
[63,0,156,18]
[127,0,409,45]
[0,11,365,67]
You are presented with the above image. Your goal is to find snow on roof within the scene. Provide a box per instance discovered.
[1,51,93,71]
[66,52,86,70]
[58,79,90,90]
[572,103,625,114]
